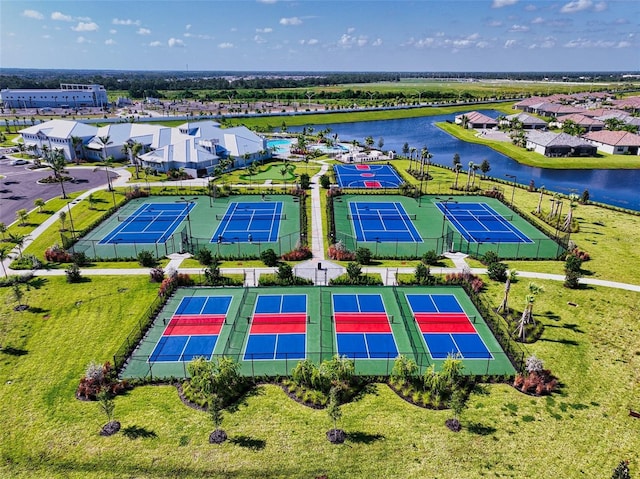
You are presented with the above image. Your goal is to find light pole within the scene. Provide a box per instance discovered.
[505,174,517,207]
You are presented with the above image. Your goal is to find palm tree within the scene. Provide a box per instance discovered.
[452,153,461,169]
[563,194,578,232]
[420,146,433,177]
[0,222,7,241]
[514,282,544,342]
[131,142,143,179]
[8,232,29,258]
[34,198,45,213]
[402,142,410,159]
[16,209,28,226]
[59,210,67,231]
[465,161,474,191]
[97,135,112,161]
[453,163,463,190]
[470,164,479,189]
[70,136,83,165]
[246,162,258,187]
[49,149,69,199]
[103,155,115,191]
[364,136,374,150]
[409,147,417,173]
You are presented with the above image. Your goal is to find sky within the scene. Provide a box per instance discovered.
[0,0,638,72]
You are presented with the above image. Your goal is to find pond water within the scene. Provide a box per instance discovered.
[290,112,640,212]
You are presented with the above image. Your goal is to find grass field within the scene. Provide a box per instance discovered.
[1,273,638,478]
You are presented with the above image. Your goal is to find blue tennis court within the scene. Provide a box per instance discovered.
[406,293,492,360]
[244,294,308,361]
[348,201,422,242]
[100,202,194,244]
[211,201,283,243]
[333,293,398,359]
[334,164,404,188]
[436,201,533,244]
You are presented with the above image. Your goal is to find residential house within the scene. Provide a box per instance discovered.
[525,131,597,157]
[454,111,497,129]
[583,131,640,155]
[501,113,547,130]
[553,114,605,132]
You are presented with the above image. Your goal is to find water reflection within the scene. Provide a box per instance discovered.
[290,112,640,211]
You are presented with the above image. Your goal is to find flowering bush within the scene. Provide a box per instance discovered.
[282,246,313,261]
[76,361,128,400]
[45,244,72,263]
[513,369,557,396]
[444,272,485,293]
[327,241,356,261]
[570,247,590,262]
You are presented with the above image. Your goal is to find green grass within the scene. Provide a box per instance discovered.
[437,122,640,169]
[1,274,639,478]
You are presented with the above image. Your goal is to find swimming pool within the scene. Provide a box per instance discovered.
[267,139,292,152]
[310,143,349,154]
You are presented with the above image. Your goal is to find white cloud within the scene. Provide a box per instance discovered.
[51,12,73,22]
[616,41,631,48]
[525,4,537,10]
[594,1,607,12]
[218,42,234,48]
[372,38,383,47]
[168,38,185,47]
[109,29,117,34]
[308,38,319,45]
[112,18,141,26]
[492,0,518,7]
[77,16,92,22]
[105,39,116,45]
[22,9,44,20]
[338,34,370,48]
[509,24,530,32]
[488,20,503,27]
[76,36,88,44]
[504,39,518,48]
[149,41,162,47]
[256,27,273,33]
[185,24,192,30]
[42,34,51,39]
[72,22,99,32]
[137,28,151,35]
[563,38,619,48]
[560,0,593,13]
[280,17,302,26]
[531,17,545,24]
[476,41,490,48]
[254,35,267,44]
[347,27,356,34]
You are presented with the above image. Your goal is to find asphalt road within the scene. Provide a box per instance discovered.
[0,159,118,226]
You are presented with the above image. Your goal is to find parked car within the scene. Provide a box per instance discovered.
[10,159,28,166]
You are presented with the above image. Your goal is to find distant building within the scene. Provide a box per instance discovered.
[0,84,108,109]
[18,120,98,160]
[454,111,497,129]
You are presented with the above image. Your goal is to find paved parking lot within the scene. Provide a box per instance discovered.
[0,159,117,226]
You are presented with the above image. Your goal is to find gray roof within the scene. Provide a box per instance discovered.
[526,131,593,147]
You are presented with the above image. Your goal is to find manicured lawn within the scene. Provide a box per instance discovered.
[1,275,639,478]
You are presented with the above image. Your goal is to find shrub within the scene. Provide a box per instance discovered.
[319,174,331,189]
[570,247,590,261]
[327,242,356,261]
[76,361,128,400]
[44,244,72,263]
[355,247,372,265]
[391,355,419,382]
[176,273,195,286]
[481,251,499,266]
[65,263,83,283]
[196,248,214,266]
[137,250,156,267]
[277,263,294,284]
[565,254,583,273]
[414,263,435,285]
[444,272,484,293]
[299,173,311,189]
[149,267,165,283]
[513,369,557,396]
[260,248,279,267]
[71,251,89,267]
[421,250,440,266]
[487,261,508,282]
[525,355,544,374]
[564,269,581,289]
[125,185,149,200]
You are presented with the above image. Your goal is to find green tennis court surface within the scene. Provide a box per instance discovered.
[333,194,564,259]
[71,194,301,259]
[120,286,515,379]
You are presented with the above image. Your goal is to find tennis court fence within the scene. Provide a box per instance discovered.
[346,213,417,221]
[123,348,516,380]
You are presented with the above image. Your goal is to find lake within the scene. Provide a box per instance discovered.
[290,113,640,212]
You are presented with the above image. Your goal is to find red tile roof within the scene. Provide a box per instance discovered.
[583,130,640,146]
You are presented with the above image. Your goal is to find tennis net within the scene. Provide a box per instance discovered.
[347,213,417,221]
[446,213,513,222]
[216,213,286,221]
[117,214,187,222]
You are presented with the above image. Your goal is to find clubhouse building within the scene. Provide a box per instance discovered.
[1,84,108,109]
[18,119,269,177]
